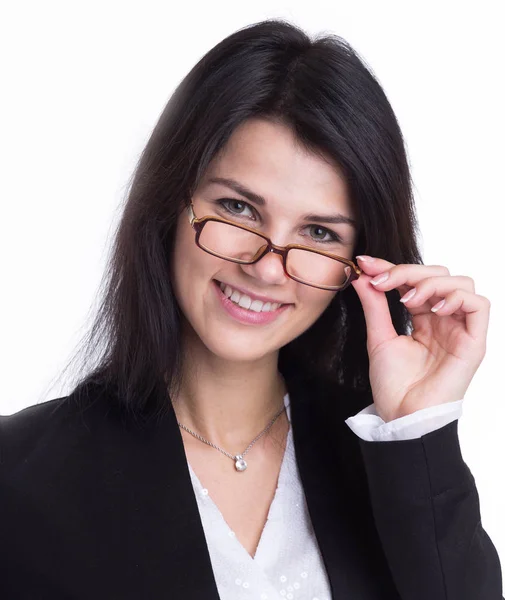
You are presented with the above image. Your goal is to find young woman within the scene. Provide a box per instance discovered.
[1,19,502,600]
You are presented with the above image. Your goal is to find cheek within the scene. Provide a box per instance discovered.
[170,219,202,306]
[299,286,336,317]
[281,286,336,342]
[170,221,221,309]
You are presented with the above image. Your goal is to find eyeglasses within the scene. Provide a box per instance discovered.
[187,201,362,291]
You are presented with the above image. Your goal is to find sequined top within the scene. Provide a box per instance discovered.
[186,393,332,600]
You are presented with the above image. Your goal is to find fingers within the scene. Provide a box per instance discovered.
[356,256,475,301]
[354,255,491,357]
[375,275,476,306]
[357,256,450,280]
[439,289,491,344]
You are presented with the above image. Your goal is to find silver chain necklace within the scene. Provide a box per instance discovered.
[177,403,287,472]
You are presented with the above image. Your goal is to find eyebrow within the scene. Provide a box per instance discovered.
[207,176,358,229]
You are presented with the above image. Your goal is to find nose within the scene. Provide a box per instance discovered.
[240,248,289,285]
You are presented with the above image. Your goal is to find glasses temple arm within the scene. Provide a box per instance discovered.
[187,201,196,225]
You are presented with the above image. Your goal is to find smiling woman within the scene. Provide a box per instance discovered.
[0,17,502,600]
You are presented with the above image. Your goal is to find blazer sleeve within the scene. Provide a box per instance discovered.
[357,419,504,599]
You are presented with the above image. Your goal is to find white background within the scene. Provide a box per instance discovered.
[1,0,504,579]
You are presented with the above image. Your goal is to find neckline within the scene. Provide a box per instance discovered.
[186,410,293,563]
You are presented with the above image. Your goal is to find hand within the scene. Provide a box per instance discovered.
[350,256,491,423]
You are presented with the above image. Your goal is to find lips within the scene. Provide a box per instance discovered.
[212,279,292,325]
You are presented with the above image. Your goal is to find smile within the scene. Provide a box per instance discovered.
[212,280,292,326]
[217,282,283,313]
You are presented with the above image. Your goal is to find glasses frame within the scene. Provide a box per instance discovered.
[187,201,362,291]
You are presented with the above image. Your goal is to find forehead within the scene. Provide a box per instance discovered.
[201,118,354,219]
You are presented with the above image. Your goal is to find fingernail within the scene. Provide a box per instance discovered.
[356,255,375,262]
[370,272,389,286]
[400,288,417,303]
[431,299,446,312]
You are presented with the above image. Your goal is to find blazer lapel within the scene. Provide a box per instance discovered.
[117,392,222,599]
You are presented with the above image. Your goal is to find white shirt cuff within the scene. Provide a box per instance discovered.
[344,399,464,442]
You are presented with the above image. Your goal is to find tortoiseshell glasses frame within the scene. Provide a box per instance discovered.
[187,200,362,291]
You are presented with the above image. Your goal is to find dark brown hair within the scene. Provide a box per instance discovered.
[52,18,422,423]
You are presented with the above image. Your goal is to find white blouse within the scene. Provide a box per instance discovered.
[186,393,463,600]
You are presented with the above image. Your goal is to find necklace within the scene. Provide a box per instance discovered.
[177,402,287,472]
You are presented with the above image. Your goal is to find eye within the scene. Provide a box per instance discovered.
[305,225,343,244]
[217,198,257,220]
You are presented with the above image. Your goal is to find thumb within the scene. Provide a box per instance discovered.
[349,268,397,352]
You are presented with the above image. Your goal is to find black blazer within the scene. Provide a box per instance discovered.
[0,377,503,599]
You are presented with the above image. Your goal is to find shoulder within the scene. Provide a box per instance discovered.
[0,393,68,428]
[0,397,68,467]
[0,382,121,476]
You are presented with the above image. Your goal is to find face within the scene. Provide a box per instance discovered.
[171,118,358,364]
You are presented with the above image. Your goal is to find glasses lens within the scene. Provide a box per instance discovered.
[198,220,352,289]
[199,221,267,262]
[286,248,351,289]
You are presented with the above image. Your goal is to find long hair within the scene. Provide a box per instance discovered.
[52,18,422,423]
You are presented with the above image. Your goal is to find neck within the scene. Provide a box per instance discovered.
[169,344,288,452]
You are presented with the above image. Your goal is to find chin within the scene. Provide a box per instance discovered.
[199,326,285,364]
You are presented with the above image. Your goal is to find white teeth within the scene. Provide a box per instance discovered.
[217,281,284,313]
[250,300,263,313]
[238,295,252,310]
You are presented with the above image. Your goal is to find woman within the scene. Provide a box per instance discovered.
[0,19,502,600]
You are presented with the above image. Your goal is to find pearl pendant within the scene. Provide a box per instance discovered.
[234,454,247,471]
